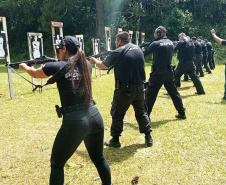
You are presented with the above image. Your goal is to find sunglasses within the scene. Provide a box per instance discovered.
[56,46,63,54]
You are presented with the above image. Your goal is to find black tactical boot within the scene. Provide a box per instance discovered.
[104,138,121,148]
[175,113,186,119]
[145,133,153,147]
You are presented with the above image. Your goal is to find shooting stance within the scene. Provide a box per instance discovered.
[19,36,112,185]
[174,33,205,95]
[144,26,186,119]
[211,29,226,100]
[89,31,153,148]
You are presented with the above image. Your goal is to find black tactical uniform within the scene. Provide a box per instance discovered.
[199,38,211,73]
[206,40,215,70]
[193,38,204,77]
[144,36,186,118]
[174,38,205,94]
[103,43,152,145]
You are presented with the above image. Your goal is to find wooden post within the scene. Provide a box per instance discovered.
[27,32,44,88]
[0,17,14,99]
[105,27,111,51]
[51,21,63,59]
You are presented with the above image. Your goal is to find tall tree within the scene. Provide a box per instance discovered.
[95,0,104,38]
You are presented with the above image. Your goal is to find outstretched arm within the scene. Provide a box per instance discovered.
[89,57,108,70]
[211,29,223,45]
[19,63,48,78]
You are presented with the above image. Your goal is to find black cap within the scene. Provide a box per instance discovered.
[178,33,186,38]
[192,36,197,40]
[198,36,203,39]
[55,36,80,54]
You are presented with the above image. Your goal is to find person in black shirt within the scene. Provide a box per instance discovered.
[144,26,186,119]
[19,36,112,185]
[206,39,215,70]
[90,31,153,148]
[192,36,204,77]
[211,29,226,100]
[174,33,205,95]
[198,36,212,74]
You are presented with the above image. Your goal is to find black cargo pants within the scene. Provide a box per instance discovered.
[110,83,152,137]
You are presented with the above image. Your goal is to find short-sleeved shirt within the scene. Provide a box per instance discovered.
[194,41,203,55]
[42,59,92,106]
[222,40,226,45]
[146,36,174,68]
[103,43,146,84]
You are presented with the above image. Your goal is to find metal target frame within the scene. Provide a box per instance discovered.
[135,31,139,45]
[105,27,111,51]
[27,32,45,88]
[117,28,123,34]
[141,32,145,44]
[128,30,133,43]
[91,38,101,77]
[75,34,84,51]
[51,21,63,59]
[0,17,14,99]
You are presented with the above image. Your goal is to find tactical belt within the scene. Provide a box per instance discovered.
[55,100,96,118]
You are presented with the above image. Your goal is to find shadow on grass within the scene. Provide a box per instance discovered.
[76,143,146,164]
[158,92,196,99]
[151,118,183,128]
[205,99,226,105]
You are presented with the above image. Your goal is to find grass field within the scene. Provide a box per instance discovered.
[0,62,226,185]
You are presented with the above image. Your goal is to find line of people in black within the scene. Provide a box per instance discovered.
[18,26,220,185]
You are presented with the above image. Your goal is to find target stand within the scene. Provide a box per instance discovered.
[51,21,63,59]
[27,32,44,89]
[91,38,102,77]
[1,17,14,99]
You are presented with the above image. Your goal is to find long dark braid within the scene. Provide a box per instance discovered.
[68,48,92,105]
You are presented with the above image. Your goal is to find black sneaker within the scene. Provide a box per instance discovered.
[145,134,153,147]
[175,113,186,119]
[104,138,121,148]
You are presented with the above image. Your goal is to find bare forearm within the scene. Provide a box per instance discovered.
[212,34,223,45]
[19,63,48,78]
[89,57,108,69]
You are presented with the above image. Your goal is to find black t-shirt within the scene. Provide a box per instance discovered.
[222,40,226,45]
[206,41,213,52]
[146,36,174,68]
[174,39,195,60]
[103,43,146,84]
[42,59,92,107]
[194,41,203,55]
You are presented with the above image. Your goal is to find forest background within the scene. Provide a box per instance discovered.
[1,0,226,63]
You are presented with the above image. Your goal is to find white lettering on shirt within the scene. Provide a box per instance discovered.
[160,42,173,46]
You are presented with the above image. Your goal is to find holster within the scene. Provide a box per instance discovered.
[55,100,96,118]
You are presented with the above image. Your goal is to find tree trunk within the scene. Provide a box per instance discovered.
[96,0,105,38]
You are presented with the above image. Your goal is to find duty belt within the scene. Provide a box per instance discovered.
[55,100,96,118]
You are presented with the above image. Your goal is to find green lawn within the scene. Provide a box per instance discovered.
[0,63,225,185]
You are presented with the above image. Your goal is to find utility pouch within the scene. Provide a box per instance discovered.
[55,105,62,118]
